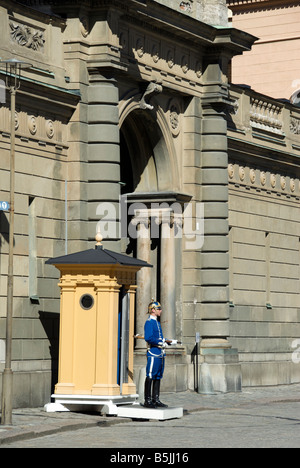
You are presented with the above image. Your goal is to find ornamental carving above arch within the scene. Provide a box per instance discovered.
[9,21,45,52]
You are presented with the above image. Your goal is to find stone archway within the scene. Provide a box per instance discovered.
[119,102,182,342]
[119,104,178,194]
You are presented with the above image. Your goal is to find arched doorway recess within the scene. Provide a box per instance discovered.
[119,99,184,343]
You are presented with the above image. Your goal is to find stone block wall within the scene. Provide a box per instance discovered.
[228,163,300,386]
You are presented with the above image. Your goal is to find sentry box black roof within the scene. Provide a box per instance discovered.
[46,245,152,269]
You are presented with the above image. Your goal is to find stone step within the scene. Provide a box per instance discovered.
[116,404,183,420]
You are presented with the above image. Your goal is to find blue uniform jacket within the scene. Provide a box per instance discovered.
[144,316,165,358]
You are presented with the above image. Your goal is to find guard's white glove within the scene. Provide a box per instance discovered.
[159,339,168,348]
[169,340,178,345]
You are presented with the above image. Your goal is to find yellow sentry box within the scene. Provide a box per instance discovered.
[46,242,151,408]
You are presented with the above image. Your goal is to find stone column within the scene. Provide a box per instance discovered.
[200,101,230,349]
[199,56,242,393]
[135,215,152,342]
[87,70,121,249]
[160,211,176,340]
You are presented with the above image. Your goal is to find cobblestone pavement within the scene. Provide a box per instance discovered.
[1,384,300,449]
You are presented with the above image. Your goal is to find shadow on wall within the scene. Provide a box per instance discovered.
[39,311,60,395]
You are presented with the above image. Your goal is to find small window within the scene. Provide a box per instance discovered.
[80,294,94,310]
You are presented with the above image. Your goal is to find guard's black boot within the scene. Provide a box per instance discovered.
[144,377,156,408]
[152,379,168,408]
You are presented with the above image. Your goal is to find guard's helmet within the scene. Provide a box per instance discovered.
[148,299,161,314]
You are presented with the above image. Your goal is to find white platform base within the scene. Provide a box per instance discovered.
[44,394,139,416]
[117,405,183,420]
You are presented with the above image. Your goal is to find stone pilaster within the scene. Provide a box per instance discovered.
[160,212,176,340]
[200,100,230,348]
[87,70,121,249]
[135,215,152,342]
[199,57,242,392]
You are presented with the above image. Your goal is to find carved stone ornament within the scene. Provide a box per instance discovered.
[290,178,296,192]
[270,173,276,188]
[136,38,145,58]
[140,80,163,111]
[181,56,189,74]
[260,171,266,186]
[229,163,299,196]
[195,62,202,79]
[167,50,175,69]
[28,115,37,135]
[239,166,245,181]
[290,117,300,135]
[250,169,256,184]
[80,16,90,38]
[179,1,194,13]
[169,100,181,136]
[46,120,54,139]
[152,44,160,63]
[10,21,45,52]
[228,164,234,179]
[170,108,179,131]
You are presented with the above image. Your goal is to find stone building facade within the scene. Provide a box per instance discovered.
[0,0,299,408]
[228,0,300,101]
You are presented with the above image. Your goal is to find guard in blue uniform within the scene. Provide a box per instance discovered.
[143,300,168,408]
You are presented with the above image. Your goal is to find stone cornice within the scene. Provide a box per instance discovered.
[12,0,66,26]
[17,0,256,54]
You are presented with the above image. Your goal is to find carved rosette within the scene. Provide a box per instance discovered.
[280,176,286,190]
[169,101,181,136]
[290,179,296,192]
[46,120,55,139]
[270,174,276,188]
[250,169,256,184]
[28,116,37,135]
[228,164,234,180]
[260,171,266,186]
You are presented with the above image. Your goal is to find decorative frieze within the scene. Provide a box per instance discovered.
[9,20,45,52]
[125,26,202,84]
[228,163,300,197]
[0,107,60,143]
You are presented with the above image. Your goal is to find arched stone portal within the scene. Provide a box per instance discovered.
[119,103,186,349]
